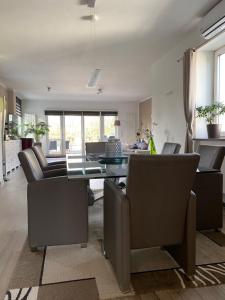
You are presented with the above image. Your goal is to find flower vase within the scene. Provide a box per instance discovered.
[148,136,157,154]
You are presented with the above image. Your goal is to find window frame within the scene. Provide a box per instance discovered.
[215,45,225,135]
[45,111,118,156]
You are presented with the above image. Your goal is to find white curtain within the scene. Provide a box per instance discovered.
[183,49,196,153]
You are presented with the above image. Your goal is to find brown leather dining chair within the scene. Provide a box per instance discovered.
[193,145,225,231]
[104,154,199,292]
[85,142,106,161]
[18,148,88,251]
[32,144,66,171]
[161,142,181,154]
[197,145,225,170]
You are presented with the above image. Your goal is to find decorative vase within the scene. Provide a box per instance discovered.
[207,124,220,138]
[148,136,157,154]
[105,140,122,157]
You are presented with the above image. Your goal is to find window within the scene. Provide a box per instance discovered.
[64,114,82,154]
[215,46,225,131]
[84,112,101,143]
[46,115,62,155]
[23,113,36,125]
[45,111,118,156]
[103,115,117,139]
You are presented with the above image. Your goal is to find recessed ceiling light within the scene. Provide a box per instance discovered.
[81,14,99,21]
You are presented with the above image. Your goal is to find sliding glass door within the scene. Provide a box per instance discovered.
[46,111,117,156]
[64,115,82,154]
[84,113,100,143]
[103,114,117,139]
[47,115,63,155]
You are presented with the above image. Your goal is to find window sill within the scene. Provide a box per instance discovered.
[193,137,225,141]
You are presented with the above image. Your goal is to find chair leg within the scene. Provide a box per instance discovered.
[103,250,108,259]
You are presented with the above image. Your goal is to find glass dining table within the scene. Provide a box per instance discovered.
[67,154,129,180]
[66,153,220,180]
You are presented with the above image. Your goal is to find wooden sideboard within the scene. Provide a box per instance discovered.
[4,140,21,175]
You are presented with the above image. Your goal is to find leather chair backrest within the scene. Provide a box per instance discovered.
[197,145,225,170]
[126,154,199,249]
[85,142,106,154]
[32,145,48,169]
[18,149,44,182]
[161,142,181,154]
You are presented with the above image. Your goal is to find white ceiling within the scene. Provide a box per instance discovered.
[199,30,225,51]
[0,0,222,102]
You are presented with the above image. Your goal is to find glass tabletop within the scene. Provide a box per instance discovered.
[67,154,128,179]
[66,154,220,180]
[197,167,220,173]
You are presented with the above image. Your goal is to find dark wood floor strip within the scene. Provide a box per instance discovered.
[39,247,47,286]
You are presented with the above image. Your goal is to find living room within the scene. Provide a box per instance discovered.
[1,0,225,299]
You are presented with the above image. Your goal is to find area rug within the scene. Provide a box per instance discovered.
[42,236,225,299]
[132,263,225,294]
[4,240,99,300]
[4,200,225,300]
[4,279,99,300]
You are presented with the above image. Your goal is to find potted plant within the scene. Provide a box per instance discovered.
[196,102,225,138]
[143,128,157,154]
[8,121,21,140]
[24,121,49,144]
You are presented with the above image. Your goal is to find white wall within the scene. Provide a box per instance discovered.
[149,28,205,153]
[22,99,138,151]
[148,30,225,193]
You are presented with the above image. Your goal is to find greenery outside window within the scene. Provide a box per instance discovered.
[215,46,225,132]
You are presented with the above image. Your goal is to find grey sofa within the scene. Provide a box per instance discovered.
[161,142,181,154]
[32,144,66,171]
[104,154,199,292]
[18,149,88,250]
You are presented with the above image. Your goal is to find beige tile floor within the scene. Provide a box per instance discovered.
[1,168,225,300]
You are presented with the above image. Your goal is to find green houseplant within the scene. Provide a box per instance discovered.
[24,121,49,143]
[196,102,225,138]
[8,121,21,140]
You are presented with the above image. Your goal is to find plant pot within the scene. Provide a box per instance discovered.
[207,124,220,138]
[21,138,34,150]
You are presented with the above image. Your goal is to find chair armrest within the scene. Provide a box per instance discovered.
[48,160,66,166]
[104,179,131,292]
[28,176,89,193]
[183,191,196,274]
[27,177,89,246]
[43,168,67,178]
[43,164,66,171]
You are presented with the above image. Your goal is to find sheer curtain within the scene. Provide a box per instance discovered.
[183,48,196,153]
